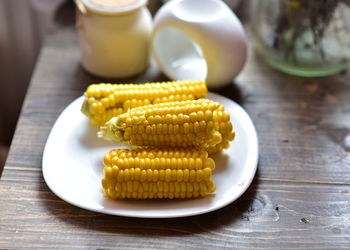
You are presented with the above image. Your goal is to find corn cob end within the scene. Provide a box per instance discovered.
[98,117,121,142]
[81,97,90,117]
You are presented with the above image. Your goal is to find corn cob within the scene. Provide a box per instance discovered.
[81,80,207,126]
[98,99,235,153]
[102,147,216,199]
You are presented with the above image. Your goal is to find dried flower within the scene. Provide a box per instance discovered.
[273,0,349,62]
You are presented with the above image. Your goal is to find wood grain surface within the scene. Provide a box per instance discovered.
[0,5,350,249]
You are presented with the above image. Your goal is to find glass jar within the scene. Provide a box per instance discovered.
[76,0,152,78]
[250,0,350,77]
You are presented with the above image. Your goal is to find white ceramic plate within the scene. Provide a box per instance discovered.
[42,92,258,218]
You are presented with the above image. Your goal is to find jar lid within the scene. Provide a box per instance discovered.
[77,0,148,15]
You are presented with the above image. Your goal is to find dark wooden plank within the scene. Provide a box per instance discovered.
[228,53,350,184]
[1,176,349,249]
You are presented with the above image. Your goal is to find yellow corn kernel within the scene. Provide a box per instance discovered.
[82,80,208,126]
[99,99,235,152]
[102,147,216,200]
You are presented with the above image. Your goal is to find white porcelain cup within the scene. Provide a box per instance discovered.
[152,0,247,89]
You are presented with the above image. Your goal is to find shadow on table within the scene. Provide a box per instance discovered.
[212,81,243,105]
[73,62,170,90]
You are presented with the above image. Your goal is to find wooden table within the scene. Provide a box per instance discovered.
[1,6,350,249]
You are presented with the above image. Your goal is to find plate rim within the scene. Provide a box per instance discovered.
[42,92,259,218]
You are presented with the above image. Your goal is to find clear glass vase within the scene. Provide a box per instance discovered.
[250,0,350,77]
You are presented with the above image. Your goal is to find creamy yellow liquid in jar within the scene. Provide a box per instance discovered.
[76,0,152,78]
[90,0,139,8]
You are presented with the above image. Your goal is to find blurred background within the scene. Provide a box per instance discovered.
[0,0,243,167]
[0,0,66,167]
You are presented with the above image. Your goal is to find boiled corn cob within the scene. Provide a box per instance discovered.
[102,147,216,199]
[98,99,235,153]
[81,80,207,126]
